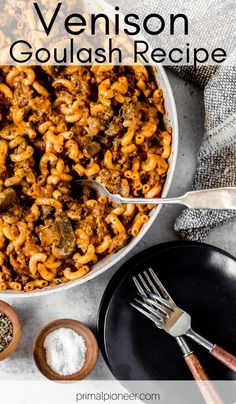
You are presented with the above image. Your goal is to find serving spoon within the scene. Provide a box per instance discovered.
[73,180,236,210]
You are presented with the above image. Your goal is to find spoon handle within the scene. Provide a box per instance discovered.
[116,187,236,210]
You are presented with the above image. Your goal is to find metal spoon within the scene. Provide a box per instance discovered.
[73,180,236,210]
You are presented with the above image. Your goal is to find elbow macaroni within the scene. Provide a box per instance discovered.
[0,65,171,291]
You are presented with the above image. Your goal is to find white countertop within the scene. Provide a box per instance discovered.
[1,70,235,381]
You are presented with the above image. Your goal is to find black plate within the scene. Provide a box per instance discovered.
[97,241,236,381]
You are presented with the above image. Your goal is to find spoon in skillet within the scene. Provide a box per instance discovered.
[73,180,236,209]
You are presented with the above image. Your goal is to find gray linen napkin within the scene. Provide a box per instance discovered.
[107,0,236,241]
[174,61,236,241]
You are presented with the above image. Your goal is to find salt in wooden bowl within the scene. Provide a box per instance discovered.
[33,319,99,381]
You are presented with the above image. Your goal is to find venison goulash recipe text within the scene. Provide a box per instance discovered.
[0,66,171,291]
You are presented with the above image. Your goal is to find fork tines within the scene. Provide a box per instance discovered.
[131,268,175,327]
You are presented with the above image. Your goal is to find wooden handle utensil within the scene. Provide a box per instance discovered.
[185,353,224,404]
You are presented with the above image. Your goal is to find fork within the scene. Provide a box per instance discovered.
[131,269,224,404]
[133,268,236,372]
[73,180,236,209]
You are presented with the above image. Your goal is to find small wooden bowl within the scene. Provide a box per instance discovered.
[0,300,22,361]
[33,319,99,381]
